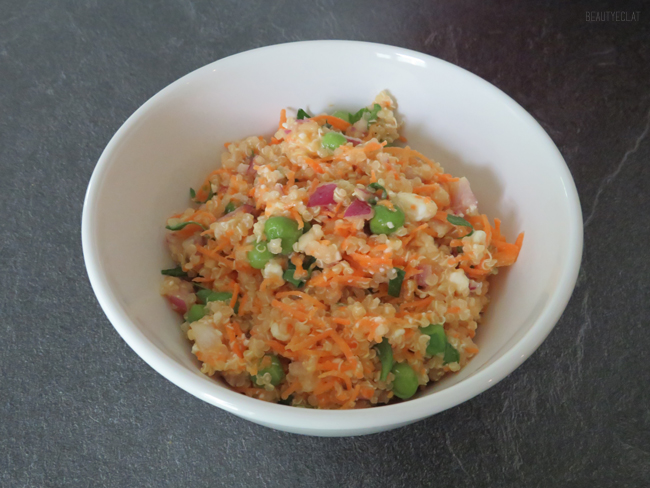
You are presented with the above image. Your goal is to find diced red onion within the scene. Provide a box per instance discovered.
[345,136,363,147]
[469,279,482,293]
[347,125,366,139]
[284,129,291,134]
[246,155,256,176]
[166,295,187,315]
[450,177,478,215]
[308,183,337,207]
[416,264,432,288]
[343,199,374,219]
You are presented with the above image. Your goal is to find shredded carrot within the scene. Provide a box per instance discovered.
[332,318,351,326]
[435,173,460,183]
[290,330,331,351]
[259,278,271,293]
[342,384,361,408]
[413,184,440,195]
[328,328,354,360]
[196,245,220,261]
[271,299,309,321]
[401,296,435,310]
[281,381,300,400]
[309,115,351,131]
[238,293,247,316]
[271,137,281,145]
[319,370,353,391]
[275,290,326,310]
[447,306,461,314]
[192,276,214,284]
[465,345,479,355]
[398,135,407,143]
[363,141,384,153]
[224,142,231,149]
[230,283,239,309]
[279,108,287,129]
[307,178,320,196]
[289,207,304,229]
[348,253,392,268]
[225,323,243,358]
[313,378,337,395]
[434,210,449,222]
[360,386,375,399]
[304,157,325,174]
[460,263,491,278]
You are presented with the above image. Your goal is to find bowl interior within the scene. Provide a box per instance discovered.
[83,42,581,435]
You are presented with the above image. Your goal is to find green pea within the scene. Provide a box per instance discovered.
[391,362,419,400]
[264,216,302,254]
[374,338,394,382]
[369,205,405,235]
[197,289,232,304]
[224,201,237,214]
[302,221,312,233]
[332,110,351,122]
[187,304,206,323]
[321,132,347,151]
[252,355,285,387]
[443,343,460,365]
[247,241,274,269]
[421,324,447,356]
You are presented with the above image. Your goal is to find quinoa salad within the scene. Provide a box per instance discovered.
[160,92,524,409]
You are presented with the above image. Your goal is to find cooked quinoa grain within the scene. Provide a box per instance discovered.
[160,92,524,409]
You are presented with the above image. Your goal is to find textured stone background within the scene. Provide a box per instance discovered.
[1,1,649,486]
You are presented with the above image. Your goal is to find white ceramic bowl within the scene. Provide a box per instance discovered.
[82,41,582,436]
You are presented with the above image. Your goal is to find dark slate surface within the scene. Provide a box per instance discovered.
[1,1,649,486]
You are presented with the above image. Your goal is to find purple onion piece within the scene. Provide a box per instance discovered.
[343,199,374,219]
[308,183,337,207]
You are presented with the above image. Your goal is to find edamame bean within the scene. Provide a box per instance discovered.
[443,343,460,365]
[264,216,302,254]
[369,205,405,235]
[321,132,347,151]
[391,362,419,399]
[420,324,446,356]
[252,355,285,387]
[197,289,232,304]
[332,110,351,122]
[247,241,274,269]
[186,304,206,323]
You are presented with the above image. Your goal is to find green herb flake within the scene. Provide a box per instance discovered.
[446,214,474,236]
[297,109,311,120]
[388,268,406,297]
[161,266,187,277]
[283,256,317,288]
[350,103,382,125]
[165,221,207,231]
[368,182,388,200]
[374,338,394,382]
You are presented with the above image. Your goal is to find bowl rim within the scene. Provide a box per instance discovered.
[82,40,583,434]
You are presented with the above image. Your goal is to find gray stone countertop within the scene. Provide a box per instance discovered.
[1,1,649,486]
